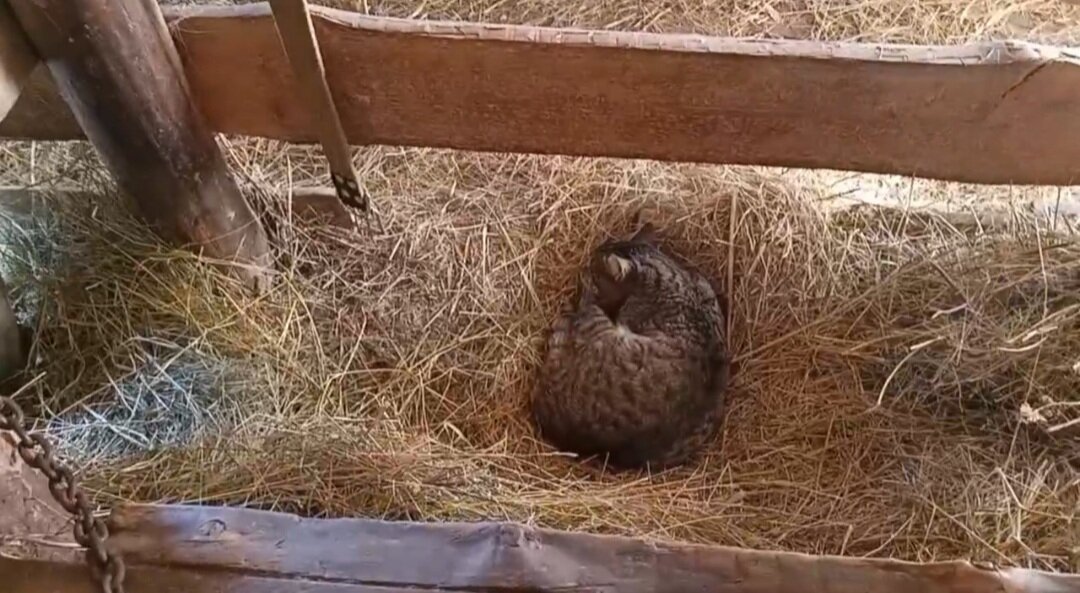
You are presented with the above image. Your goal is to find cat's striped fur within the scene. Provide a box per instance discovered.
[533,225,730,469]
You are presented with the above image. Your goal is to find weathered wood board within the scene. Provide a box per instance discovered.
[3,558,443,593]
[13,503,1073,593]
[1,3,1080,185]
[4,501,1079,591]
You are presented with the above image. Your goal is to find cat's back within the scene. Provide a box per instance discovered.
[534,239,729,469]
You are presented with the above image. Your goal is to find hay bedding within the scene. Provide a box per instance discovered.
[1,0,1079,575]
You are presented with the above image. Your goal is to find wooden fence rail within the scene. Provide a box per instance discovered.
[4,502,1080,593]
[2,3,1080,185]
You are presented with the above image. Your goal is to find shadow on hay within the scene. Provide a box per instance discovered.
[0,187,250,463]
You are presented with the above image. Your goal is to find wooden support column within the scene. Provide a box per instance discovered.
[6,0,271,289]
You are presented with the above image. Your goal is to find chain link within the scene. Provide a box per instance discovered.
[0,395,125,593]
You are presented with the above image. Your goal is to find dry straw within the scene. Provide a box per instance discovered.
[2,0,1079,575]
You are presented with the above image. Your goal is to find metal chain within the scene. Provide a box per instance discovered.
[0,395,125,593]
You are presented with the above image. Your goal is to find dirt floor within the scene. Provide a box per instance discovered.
[0,0,1078,575]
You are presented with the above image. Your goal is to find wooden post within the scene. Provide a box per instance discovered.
[7,0,271,289]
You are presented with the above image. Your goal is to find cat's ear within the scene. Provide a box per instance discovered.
[603,254,633,280]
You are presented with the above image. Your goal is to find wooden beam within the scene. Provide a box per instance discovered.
[2,558,445,593]
[100,503,1079,593]
[6,0,271,289]
[3,4,1080,186]
[5,501,1077,592]
[0,0,37,122]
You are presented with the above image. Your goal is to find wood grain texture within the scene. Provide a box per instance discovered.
[6,0,271,289]
[3,3,1080,185]
[103,503,1080,593]
[2,558,445,593]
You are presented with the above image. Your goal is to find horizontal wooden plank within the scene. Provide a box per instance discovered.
[3,4,1080,185]
[1,558,444,593]
[2,437,411,593]
[105,503,1080,593]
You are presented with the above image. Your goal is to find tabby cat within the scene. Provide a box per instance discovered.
[533,224,730,469]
